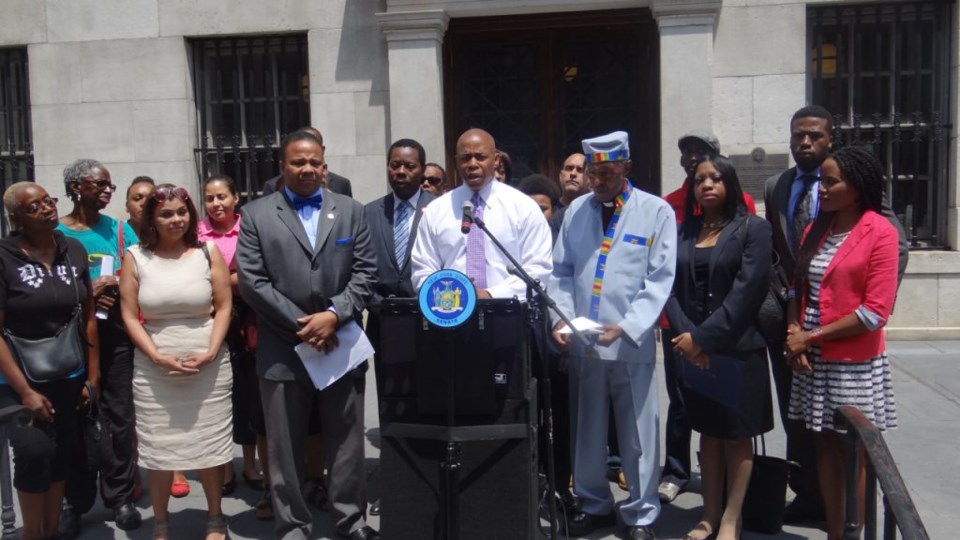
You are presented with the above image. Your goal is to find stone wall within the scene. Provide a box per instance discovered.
[0,0,389,217]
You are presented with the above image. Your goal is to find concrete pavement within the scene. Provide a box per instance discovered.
[37,340,960,539]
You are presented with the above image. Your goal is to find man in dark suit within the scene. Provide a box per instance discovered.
[362,138,434,517]
[237,130,379,540]
[764,105,908,523]
[261,127,354,198]
[364,138,435,337]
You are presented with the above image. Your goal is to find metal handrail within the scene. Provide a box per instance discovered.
[834,405,929,540]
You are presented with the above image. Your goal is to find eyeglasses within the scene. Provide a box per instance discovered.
[22,197,58,215]
[81,179,117,191]
[153,186,190,202]
[422,176,443,186]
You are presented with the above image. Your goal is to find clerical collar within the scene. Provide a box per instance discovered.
[602,201,615,208]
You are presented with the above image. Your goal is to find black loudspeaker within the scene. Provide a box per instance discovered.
[379,386,538,540]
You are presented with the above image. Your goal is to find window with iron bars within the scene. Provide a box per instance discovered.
[191,35,310,204]
[0,47,33,236]
[809,1,953,248]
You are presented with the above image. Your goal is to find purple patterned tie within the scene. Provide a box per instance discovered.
[466,192,487,289]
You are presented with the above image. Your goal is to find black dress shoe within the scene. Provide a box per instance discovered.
[58,504,81,539]
[113,502,143,531]
[340,525,380,540]
[783,497,825,524]
[627,525,656,540]
[369,498,381,516]
[564,510,616,537]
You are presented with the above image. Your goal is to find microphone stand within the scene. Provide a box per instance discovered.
[472,215,591,538]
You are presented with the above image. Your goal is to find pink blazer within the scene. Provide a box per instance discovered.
[800,210,899,362]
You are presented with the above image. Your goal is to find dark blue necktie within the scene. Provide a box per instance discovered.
[292,194,323,210]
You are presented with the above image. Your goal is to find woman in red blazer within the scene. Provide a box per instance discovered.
[784,146,899,540]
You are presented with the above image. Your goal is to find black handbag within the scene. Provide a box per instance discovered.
[737,221,788,344]
[742,435,795,534]
[3,252,87,383]
[81,380,114,472]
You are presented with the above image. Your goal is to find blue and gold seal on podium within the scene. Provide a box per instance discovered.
[418,269,477,329]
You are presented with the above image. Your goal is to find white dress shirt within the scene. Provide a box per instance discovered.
[411,179,553,299]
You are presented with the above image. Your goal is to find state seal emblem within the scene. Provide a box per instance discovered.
[418,269,477,329]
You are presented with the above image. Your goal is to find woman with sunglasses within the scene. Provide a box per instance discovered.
[57,159,142,535]
[0,182,99,540]
[119,184,233,540]
[785,146,899,540]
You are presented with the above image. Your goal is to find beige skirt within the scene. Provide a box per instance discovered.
[133,318,233,470]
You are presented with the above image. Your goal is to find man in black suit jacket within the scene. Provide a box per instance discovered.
[364,139,435,318]
[261,127,354,198]
[763,105,908,524]
[237,130,379,540]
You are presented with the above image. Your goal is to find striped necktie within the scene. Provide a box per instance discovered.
[394,199,411,265]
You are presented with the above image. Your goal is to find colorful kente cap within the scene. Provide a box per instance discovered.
[582,131,630,164]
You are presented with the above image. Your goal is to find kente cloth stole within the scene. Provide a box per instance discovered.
[589,186,631,321]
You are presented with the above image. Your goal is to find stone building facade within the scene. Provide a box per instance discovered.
[0,0,956,337]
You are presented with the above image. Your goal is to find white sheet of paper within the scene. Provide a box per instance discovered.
[98,255,114,278]
[95,255,116,319]
[295,321,375,391]
[556,316,604,335]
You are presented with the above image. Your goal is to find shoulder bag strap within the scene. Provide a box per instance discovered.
[117,220,125,261]
[200,242,211,268]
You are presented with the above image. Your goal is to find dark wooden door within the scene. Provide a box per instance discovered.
[444,9,660,193]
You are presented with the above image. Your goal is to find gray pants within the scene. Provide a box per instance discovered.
[260,373,368,539]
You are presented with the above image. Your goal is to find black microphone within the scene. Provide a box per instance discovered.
[461,200,474,234]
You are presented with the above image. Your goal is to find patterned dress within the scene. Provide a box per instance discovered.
[787,232,897,433]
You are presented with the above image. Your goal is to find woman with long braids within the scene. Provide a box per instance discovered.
[785,145,899,540]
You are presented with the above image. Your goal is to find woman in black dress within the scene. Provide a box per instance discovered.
[665,156,774,540]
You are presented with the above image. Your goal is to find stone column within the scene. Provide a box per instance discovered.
[377,10,450,167]
[651,0,721,194]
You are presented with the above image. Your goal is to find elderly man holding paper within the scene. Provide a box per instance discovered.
[550,132,676,540]
[237,129,378,540]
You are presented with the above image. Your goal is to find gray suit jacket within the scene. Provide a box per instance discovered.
[262,172,353,198]
[237,189,377,383]
[763,167,909,282]
[363,190,436,309]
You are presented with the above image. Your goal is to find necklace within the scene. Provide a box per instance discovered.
[702,218,728,230]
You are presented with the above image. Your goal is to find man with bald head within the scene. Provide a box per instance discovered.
[411,128,552,298]
[558,152,588,208]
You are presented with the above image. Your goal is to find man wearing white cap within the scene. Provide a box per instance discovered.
[550,131,676,540]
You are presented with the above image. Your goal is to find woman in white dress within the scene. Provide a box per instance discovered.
[119,184,233,540]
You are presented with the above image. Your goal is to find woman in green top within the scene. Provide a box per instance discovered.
[56,159,143,534]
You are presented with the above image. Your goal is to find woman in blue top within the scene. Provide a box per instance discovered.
[56,159,143,533]
[0,182,99,540]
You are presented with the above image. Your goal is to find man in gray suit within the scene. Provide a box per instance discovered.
[261,127,354,198]
[237,130,379,540]
[764,105,908,524]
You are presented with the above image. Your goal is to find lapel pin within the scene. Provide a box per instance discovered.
[327,213,335,219]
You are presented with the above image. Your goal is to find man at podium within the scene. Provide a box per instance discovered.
[410,128,552,296]
[550,131,677,540]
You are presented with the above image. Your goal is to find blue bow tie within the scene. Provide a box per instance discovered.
[292,194,323,210]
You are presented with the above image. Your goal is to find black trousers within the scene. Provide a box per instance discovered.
[64,322,137,512]
[660,329,691,486]
[768,342,822,508]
